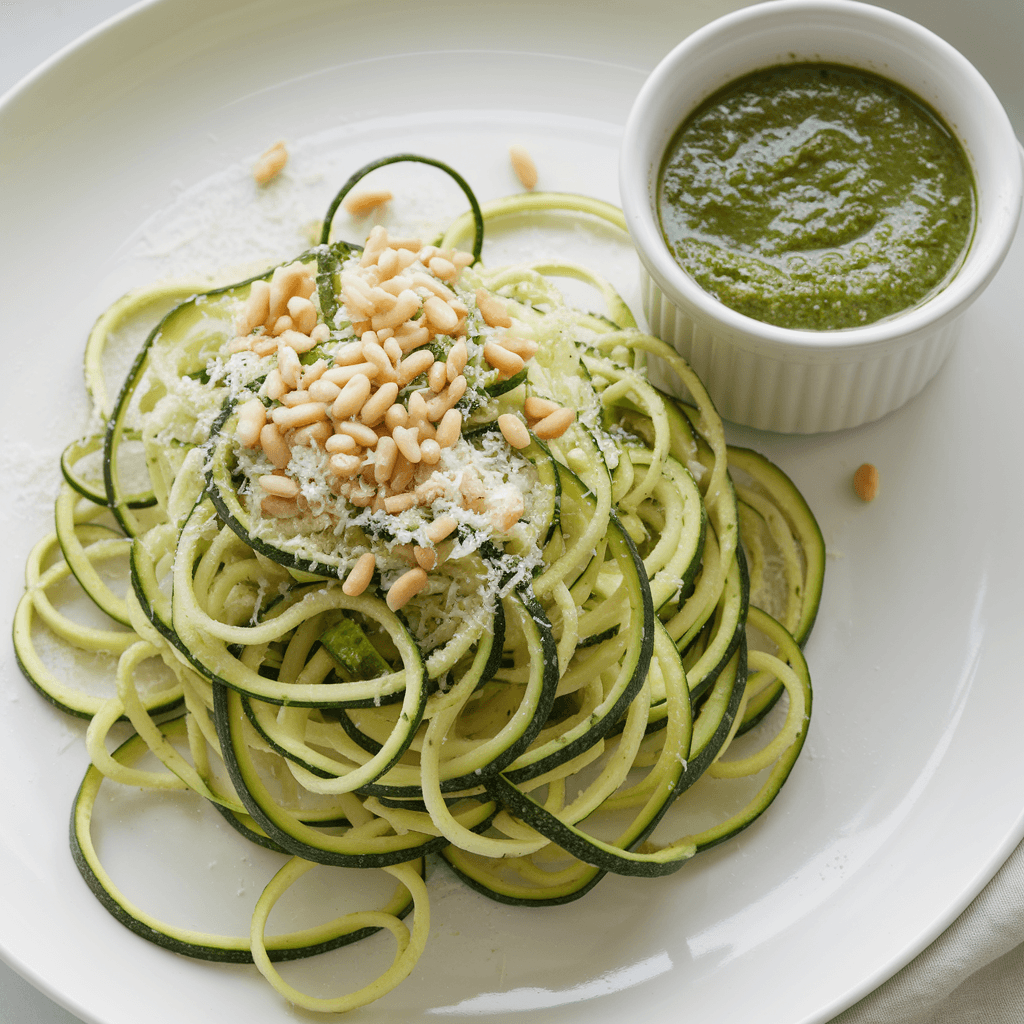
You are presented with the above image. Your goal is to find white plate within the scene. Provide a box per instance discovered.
[1,1,1022,1022]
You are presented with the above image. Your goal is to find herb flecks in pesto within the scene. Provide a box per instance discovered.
[658,64,975,330]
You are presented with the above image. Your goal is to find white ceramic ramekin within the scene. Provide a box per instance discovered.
[620,0,1023,433]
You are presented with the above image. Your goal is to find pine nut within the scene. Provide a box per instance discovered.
[425,375,466,421]
[420,438,442,465]
[236,279,271,336]
[272,402,329,430]
[524,396,560,421]
[423,295,459,334]
[343,189,393,216]
[476,288,512,328]
[498,414,530,449]
[384,404,409,431]
[325,433,358,454]
[533,406,576,439]
[263,368,286,401]
[378,248,402,279]
[342,552,377,596]
[389,237,423,252]
[373,435,399,484]
[410,272,455,302]
[322,362,379,386]
[492,489,526,532]
[428,360,448,392]
[372,289,422,332]
[502,336,539,359]
[386,567,428,610]
[385,493,418,515]
[278,345,302,388]
[252,335,279,357]
[292,421,333,448]
[383,337,403,365]
[360,382,399,426]
[328,453,362,477]
[396,323,431,352]
[398,350,433,387]
[331,374,373,420]
[299,359,328,389]
[413,546,437,570]
[446,339,467,381]
[483,340,524,378]
[335,342,367,366]
[259,474,300,498]
[361,343,396,381]
[260,494,299,518]
[286,296,318,335]
[426,515,458,543]
[393,425,422,464]
[279,389,312,407]
[348,487,375,508]
[509,144,538,190]
[436,408,462,448]
[308,378,342,403]
[428,256,457,281]
[260,423,290,469]
[368,287,398,313]
[343,286,375,318]
[360,225,389,267]
[311,323,330,343]
[853,463,879,501]
[253,141,287,185]
[336,421,379,447]
[269,263,306,321]
[235,398,267,448]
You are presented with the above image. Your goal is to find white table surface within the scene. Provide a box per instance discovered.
[1,3,1022,1024]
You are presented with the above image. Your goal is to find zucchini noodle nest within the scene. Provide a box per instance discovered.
[13,155,825,1013]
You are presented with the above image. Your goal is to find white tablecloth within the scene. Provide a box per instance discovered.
[1,2,1022,1023]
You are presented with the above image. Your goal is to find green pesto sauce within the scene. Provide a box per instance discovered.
[658,64,976,330]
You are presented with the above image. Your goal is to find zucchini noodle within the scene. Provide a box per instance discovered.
[13,155,825,1011]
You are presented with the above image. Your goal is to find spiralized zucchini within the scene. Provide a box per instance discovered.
[13,156,825,1012]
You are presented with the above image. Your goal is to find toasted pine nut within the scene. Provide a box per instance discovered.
[286,296,318,335]
[532,406,576,439]
[398,349,434,387]
[377,247,402,279]
[386,567,428,610]
[420,439,442,465]
[502,336,539,360]
[428,256,457,281]
[360,382,399,426]
[361,343,396,382]
[252,335,279,357]
[452,250,475,271]
[524,396,560,421]
[279,389,312,407]
[268,263,307,321]
[236,279,271,336]
[384,403,409,431]
[413,546,437,570]
[367,287,398,313]
[390,454,415,494]
[292,421,333,447]
[336,421,379,447]
[373,435,399,484]
[428,361,448,393]
[259,423,290,469]
[263,368,287,401]
[853,463,879,501]
[423,295,459,334]
[446,339,468,381]
[436,408,462,448]
[372,289,422,332]
[395,323,431,352]
[328,453,362,477]
[342,286,375,318]
[343,189,393,216]
[389,237,423,252]
[483,340,524,378]
[498,414,530,449]
[259,474,300,498]
[425,375,466,422]
[272,402,329,430]
[308,378,342,404]
[325,433,358,454]
[385,493,418,515]
[341,552,377,597]
[334,342,367,366]
[278,345,302,388]
[235,398,267,448]
[299,359,328,389]
[361,225,389,267]
[407,390,430,424]
[322,362,380,387]
[271,314,295,337]
[476,288,512,328]
[331,374,373,420]
[253,141,288,185]
[311,323,330,343]
[509,144,538,190]
[410,272,455,302]
[260,494,299,517]
[393,425,422,464]
[383,337,403,365]
[425,515,458,543]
